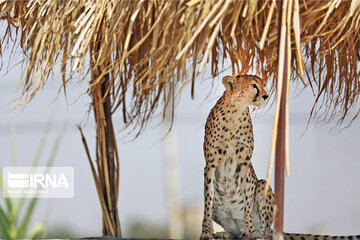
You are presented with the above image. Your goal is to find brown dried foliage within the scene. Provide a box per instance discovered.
[0,0,359,132]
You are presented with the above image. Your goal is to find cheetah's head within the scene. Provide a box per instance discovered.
[222,74,268,107]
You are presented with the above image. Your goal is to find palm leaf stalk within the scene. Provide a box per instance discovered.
[77,36,121,236]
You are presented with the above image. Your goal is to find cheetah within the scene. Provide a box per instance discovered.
[200,74,360,240]
[200,74,273,240]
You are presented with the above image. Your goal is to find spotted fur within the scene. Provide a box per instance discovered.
[200,74,272,240]
[200,74,360,240]
[283,233,360,240]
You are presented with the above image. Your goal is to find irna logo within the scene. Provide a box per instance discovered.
[3,167,74,198]
[8,173,69,188]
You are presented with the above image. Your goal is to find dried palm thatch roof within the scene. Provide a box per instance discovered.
[1,0,360,130]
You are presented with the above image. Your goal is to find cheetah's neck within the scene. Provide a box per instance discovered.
[215,95,254,151]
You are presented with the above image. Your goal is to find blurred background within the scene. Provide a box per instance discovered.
[1,40,360,239]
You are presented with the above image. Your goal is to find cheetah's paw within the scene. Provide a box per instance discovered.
[200,231,214,240]
[214,231,236,239]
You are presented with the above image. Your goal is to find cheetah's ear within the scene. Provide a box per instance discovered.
[222,75,235,91]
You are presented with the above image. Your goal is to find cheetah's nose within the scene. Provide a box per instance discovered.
[262,95,268,100]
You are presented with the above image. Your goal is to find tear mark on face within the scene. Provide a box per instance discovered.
[252,84,260,102]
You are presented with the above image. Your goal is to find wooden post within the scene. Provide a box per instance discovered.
[274,0,288,237]
[163,124,184,239]
[163,87,184,239]
[100,75,121,237]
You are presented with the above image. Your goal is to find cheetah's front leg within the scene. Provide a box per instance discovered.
[242,170,257,239]
[237,146,258,239]
[200,164,216,240]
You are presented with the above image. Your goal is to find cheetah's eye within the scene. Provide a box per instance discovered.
[250,84,258,89]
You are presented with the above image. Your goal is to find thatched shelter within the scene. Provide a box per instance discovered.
[1,0,359,238]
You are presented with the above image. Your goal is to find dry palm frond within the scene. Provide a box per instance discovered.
[0,0,360,132]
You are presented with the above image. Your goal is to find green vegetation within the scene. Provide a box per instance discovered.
[0,118,65,240]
